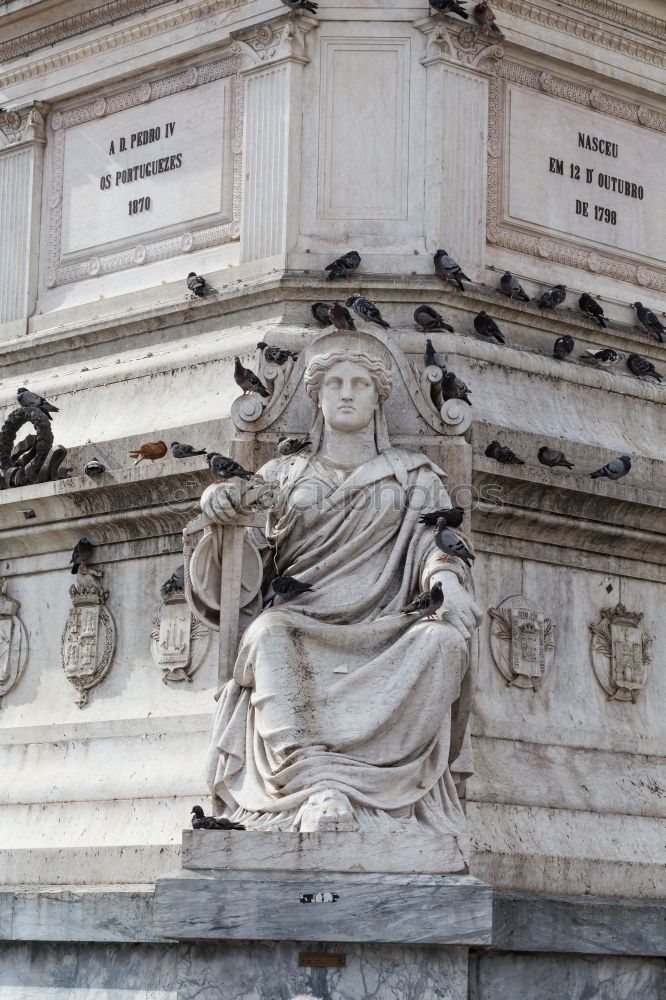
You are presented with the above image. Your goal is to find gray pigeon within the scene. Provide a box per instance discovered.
[234,357,269,397]
[626,354,663,382]
[206,453,253,481]
[441,370,472,406]
[83,458,106,477]
[17,388,59,419]
[580,348,619,367]
[325,251,361,280]
[424,338,446,373]
[278,436,311,456]
[171,442,207,458]
[579,294,606,328]
[633,303,665,343]
[499,271,529,302]
[414,306,453,333]
[328,302,357,331]
[553,335,574,360]
[311,302,333,327]
[485,440,525,465]
[265,575,314,607]
[433,520,474,567]
[429,0,468,17]
[590,456,631,481]
[256,342,298,365]
[434,250,470,291]
[401,581,444,619]
[474,311,505,344]
[345,295,390,329]
[187,272,207,297]
[191,806,245,831]
[419,506,464,528]
[536,285,566,310]
[70,537,93,574]
[161,565,184,596]
[281,0,318,10]
[538,446,574,469]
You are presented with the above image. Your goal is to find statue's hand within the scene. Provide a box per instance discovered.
[433,573,483,641]
[200,478,281,525]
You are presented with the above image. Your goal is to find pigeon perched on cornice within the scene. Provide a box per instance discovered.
[311,302,333,327]
[186,272,208,297]
[473,2,504,36]
[434,250,470,291]
[419,506,464,528]
[626,354,663,381]
[325,250,361,281]
[345,295,390,329]
[473,310,505,344]
[536,285,566,310]
[580,348,620,367]
[414,306,454,333]
[278,436,311,457]
[590,456,631,481]
[433,521,474,567]
[538,447,574,470]
[206,453,253,481]
[171,442,207,459]
[633,302,665,343]
[129,440,168,465]
[17,388,59,419]
[161,565,184,597]
[579,293,607,328]
[485,440,525,465]
[441,370,472,406]
[429,0,469,19]
[234,356,270,397]
[401,581,444,619]
[84,458,106,478]
[191,805,245,831]
[256,342,299,365]
[281,0,318,10]
[424,338,447,373]
[328,302,357,331]
[265,575,314,608]
[499,272,529,302]
[70,537,93,575]
[553,335,574,360]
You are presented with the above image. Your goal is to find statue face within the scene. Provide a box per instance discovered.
[319,360,378,433]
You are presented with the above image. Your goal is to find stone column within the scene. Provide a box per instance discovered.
[232,15,317,265]
[416,21,500,281]
[0,103,48,339]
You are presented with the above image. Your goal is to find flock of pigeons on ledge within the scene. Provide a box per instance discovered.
[279,0,505,36]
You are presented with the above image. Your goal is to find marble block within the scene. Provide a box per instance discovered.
[153,868,492,945]
[181,829,467,874]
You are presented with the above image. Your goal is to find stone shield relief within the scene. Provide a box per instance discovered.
[0,578,29,706]
[589,603,653,703]
[60,569,116,707]
[151,590,210,683]
[488,595,555,690]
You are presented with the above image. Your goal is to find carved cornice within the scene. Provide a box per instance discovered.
[0,103,48,152]
[230,13,318,70]
[415,17,504,72]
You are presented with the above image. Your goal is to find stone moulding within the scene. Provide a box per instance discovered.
[589,602,653,703]
[46,53,242,288]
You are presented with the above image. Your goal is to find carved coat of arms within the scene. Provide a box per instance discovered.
[0,578,29,706]
[488,595,555,689]
[589,603,653,703]
[60,569,116,707]
[151,589,210,683]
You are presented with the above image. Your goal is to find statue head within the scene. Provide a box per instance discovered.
[304,350,393,450]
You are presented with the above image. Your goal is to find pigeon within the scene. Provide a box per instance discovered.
[234,356,270,397]
[129,440,168,465]
[424,338,446,373]
[473,311,505,344]
[206,453,253,481]
[433,520,474,567]
[187,272,207,297]
[278,436,311,456]
[325,250,361,280]
[590,455,631,481]
[161,565,184,596]
[536,285,566,310]
[579,293,607,328]
[265,575,314,607]
[485,440,525,465]
[345,295,390,329]
[538,446,574,469]
[401,581,444,619]
[499,272,529,302]
[441,370,472,406]
[281,0,318,11]
[83,458,106,477]
[553,335,574,360]
[633,303,665,343]
[419,506,464,528]
[626,354,663,382]
[474,2,504,35]
[171,442,207,458]
[429,0,468,18]
[256,342,299,364]
[311,302,333,327]
[191,806,245,831]
[580,348,619,367]
[414,306,453,333]
[434,250,470,291]
[17,388,59,419]
[328,302,357,331]
[70,537,93,574]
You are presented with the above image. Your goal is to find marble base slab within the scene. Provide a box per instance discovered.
[153,868,492,945]
[181,829,466,874]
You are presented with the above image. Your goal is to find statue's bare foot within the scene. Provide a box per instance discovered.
[299,789,359,833]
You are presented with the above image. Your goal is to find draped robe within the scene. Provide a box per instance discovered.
[204,447,474,851]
